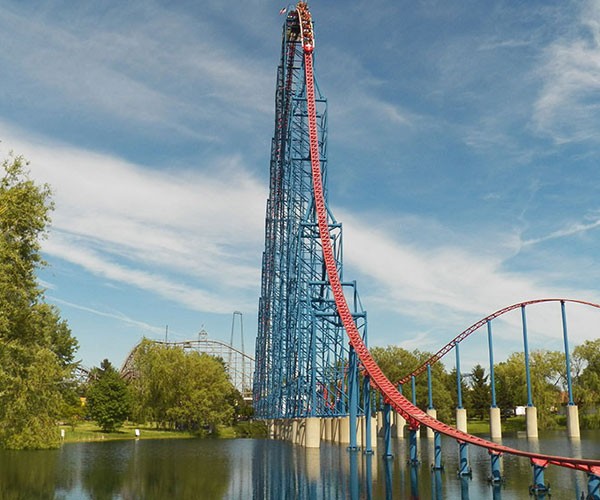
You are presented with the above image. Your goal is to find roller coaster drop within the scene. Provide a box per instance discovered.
[253,0,600,487]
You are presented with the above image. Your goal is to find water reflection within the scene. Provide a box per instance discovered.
[0,431,596,498]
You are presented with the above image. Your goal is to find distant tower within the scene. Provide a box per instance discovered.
[230,311,248,393]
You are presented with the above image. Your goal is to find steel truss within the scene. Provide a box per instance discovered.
[253,7,367,420]
[121,332,254,401]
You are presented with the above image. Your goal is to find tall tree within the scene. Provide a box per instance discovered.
[495,350,563,428]
[129,340,237,433]
[86,359,130,432]
[573,339,600,408]
[466,364,490,419]
[0,154,78,449]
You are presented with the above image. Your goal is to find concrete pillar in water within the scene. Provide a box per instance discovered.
[305,417,320,448]
[268,420,275,439]
[339,416,350,445]
[377,410,384,437]
[305,448,321,482]
[276,419,283,440]
[394,412,406,438]
[566,404,581,439]
[356,416,364,448]
[526,406,538,439]
[426,408,436,438]
[456,408,468,433]
[331,417,340,443]
[322,418,332,442]
[489,407,502,439]
[292,419,300,444]
[370,417,378,448]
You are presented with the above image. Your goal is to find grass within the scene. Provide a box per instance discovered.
[59,422,196,443]
[467,420,489,434]
[59,420,268,443]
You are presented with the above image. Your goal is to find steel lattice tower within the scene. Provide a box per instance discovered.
[253,7,367,420]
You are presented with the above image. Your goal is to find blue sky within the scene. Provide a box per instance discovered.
[1,0,600,371]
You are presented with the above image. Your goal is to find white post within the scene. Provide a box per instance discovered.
[526,406,538,439]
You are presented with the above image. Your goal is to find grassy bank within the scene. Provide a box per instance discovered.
[59,420,268,443]
[59,422,196,443]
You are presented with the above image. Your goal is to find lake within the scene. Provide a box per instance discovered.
[1,430,597,499]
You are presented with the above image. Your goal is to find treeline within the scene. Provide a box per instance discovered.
[0,155,80,449]
[83,340,252,435]
[371,343,600,429]
[0,154,257,450]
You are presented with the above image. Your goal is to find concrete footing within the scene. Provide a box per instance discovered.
[305,417,320,448]
[359,416,377,449]
[377,411,384,437]
[489,407,502,439]
[394,412,406,438]
[566,404,580,439]
[339,416,350,445]
[270,414,384,450]
[456,408,468,433]
[526,406,538,439]
[426,408,437,438]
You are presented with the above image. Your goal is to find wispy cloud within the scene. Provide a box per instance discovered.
[339,209,600,353]
[522,216,600,246]
[49,296,166,336]
[0,2,275,143]
[533,0,600,143]
[0,124,265,314]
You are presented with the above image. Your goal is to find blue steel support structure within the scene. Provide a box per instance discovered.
[253,6,367,422]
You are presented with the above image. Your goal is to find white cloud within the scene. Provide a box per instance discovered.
[339,209,600,353]
[523,216,600,246]
[533,0,600,143]
[0,124,265,313]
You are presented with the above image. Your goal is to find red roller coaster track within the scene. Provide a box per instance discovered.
[297,2,600,476]
[398,298,600,386]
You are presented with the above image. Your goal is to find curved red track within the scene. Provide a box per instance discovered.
[398,298,600,386]
[298,3,600,476]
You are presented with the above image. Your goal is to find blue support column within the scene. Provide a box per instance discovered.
[588,474,600,500]
[488,451,503,483]
[521,305,533,407]
[487,321,497,408]
[432,431,443,470]
[383,456,393,499]
[458,441,472,476]
[409,426,419,465]
[410,463,419,498]
[348,346,359,451]
[529,460,549,495]
[365,454,373,500]
[455,343,463,409]
[363,375,373,454]
[432,470,443,500]
[427,364,433,409]
[349,448,359,500]
[411,375,417,405]
[560,301,575,405]
[383,402,393,458]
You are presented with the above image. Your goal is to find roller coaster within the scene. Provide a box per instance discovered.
[253,0,600,489]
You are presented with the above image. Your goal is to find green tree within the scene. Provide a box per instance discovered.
[573,339,600,408]
[0,154,78,449]
[129,340,237,433]
[86,359,130,432]
[495,350,563,428]
[370,345,453,422]
[466,364,490,419]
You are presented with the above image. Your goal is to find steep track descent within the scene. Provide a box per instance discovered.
[297,1,600,475]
